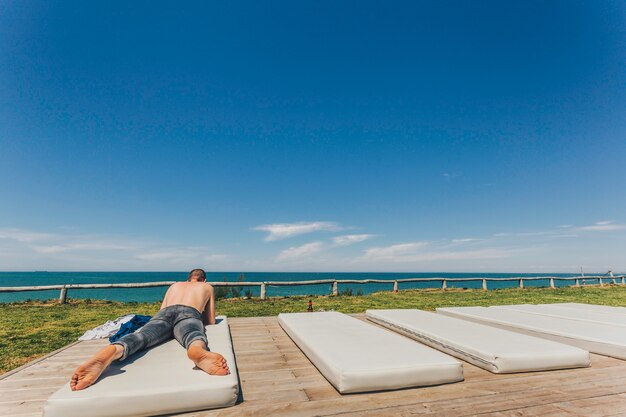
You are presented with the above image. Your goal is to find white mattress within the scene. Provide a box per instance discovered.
[497,304,626,327]
[366,309,589,373]
[437,306,626,360]
[44,316,239,417]
[278,312,463,393]
[557,303,626,315]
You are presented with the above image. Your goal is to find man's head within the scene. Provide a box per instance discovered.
[188,268,207,282]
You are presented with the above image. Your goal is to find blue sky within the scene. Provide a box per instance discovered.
[0,1,625,272]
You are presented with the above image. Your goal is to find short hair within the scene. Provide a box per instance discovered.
[188,268,206,281]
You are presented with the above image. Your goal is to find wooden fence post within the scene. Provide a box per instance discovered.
[482,279,487,290]
[599,276,604,287]
[332,281,338,296]
[575,278,580,287]
[622,276,625,286]
[549,278,555,289]
[260,283,267,300]
[610,270,615,284]
[519,279,524,289]
[441,279,447,290]
[59,286,68,304]
[393,280,398,292]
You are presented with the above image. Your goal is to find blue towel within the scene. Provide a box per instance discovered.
[108,314,152,343]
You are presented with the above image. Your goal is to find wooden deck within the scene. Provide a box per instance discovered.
[3,315,626,417]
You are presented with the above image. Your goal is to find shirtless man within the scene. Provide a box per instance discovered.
[70,269,230,391]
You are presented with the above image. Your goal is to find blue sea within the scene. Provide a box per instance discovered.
[0,272,594,303]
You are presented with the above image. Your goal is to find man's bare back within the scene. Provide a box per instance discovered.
[162,281,216,325]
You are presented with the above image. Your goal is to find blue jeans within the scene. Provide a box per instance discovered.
[112,304,209,361]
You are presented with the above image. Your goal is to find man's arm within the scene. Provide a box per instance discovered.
[202,285,216,325]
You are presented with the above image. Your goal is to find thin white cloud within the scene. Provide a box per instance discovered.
[494,221,626,237]
[331,234,374,247]
[493,231,553,237]
[0,228,144,255]
[401,249,514,262]
[0,227,229,270]
[276,241,325,261]
[363,242,429,259]
[31,242,137,254]
[451,238,483,244]
[361,241,516,263]
[486,219,626,241]
[0,228,55,243]
[254,221,341,241]
[135,250,228,263]
[580,221,626,232]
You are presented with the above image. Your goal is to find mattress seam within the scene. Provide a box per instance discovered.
[367,314,497,370]
[452,309,617,345]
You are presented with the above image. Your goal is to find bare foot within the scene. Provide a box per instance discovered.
[70,345,122,391]
[187,346,230,376]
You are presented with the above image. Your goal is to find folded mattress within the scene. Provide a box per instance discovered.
[366,309,589,373]
[278,312,463,393]
[437,306,626,360]
[44,316,239,417]
[497,304,626,327]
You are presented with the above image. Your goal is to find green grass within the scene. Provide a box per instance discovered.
[2,285,626,374]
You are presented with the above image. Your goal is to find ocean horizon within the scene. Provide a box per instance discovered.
[0,271,606,303]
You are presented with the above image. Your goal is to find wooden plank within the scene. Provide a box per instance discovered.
[0,377,67,391]
[0,386,58,402]
[0,399,46,416]
[491,393,626,416]
[241,374,329,395]
[0,341,81,380]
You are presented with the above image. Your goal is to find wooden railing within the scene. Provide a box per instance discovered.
[0,274,623,303]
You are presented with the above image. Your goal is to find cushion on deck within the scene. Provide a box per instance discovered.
[549,303,626,315]
[366,309,589,373]
[497,304,626,327]
[43,316,239,417]
[437,307,626,360]
[278,312,463,393]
